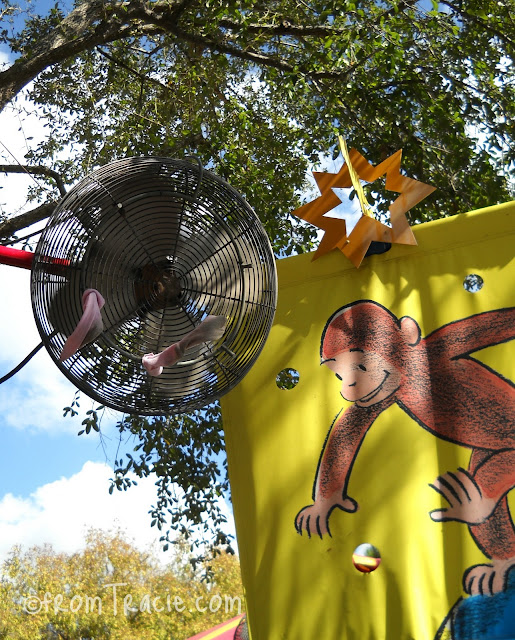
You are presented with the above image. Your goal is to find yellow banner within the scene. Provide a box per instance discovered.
[221,202,515,640]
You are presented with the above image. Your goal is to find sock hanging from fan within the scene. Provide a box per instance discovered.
[60,289,105,361]
[142,315,227,376]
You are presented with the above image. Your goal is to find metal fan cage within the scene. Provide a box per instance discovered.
[31,157,277,415]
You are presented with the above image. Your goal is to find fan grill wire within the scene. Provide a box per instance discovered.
[31,157,277,415]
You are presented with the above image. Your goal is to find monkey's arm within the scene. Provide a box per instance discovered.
[433,307,515,358]
[295,401,387,538]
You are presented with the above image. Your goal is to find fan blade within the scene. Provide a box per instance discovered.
[180,226,256,315]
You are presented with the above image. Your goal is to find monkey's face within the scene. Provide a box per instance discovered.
[323,348,401,406]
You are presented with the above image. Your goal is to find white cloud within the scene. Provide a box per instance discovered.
[0,462,154,557]
[0,92,107,434]
[329,187,368,234]
[0,50,12,70]
[0,264,101,434]
[0,75,55,253]
[0,81,54,219]
[0,461,236,562]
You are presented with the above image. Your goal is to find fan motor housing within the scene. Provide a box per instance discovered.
[31,157,277,415]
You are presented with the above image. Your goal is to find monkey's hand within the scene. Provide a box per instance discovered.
[463,557,515,595]
[429,468,497,525]
[295,496,357,539]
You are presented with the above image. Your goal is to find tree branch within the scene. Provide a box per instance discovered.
[0,0,204,113]
[163,25,356,79]
[0,164,67,195]
[216,19,350,38]
[216,1,418,37]
[0,0,440,117]
[96,46,171,93]
[0,201,57,239]
[439,0,515,48]
[0,0,140,112]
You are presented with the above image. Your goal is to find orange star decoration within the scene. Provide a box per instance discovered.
[292,136,436,267]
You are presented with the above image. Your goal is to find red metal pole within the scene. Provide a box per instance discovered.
[0,246,70,273]
[0,246,34,269]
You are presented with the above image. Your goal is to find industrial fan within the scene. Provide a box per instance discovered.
[6,157,277,416]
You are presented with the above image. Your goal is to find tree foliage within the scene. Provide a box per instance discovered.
[0,529,244,640]
[0,0,513,553]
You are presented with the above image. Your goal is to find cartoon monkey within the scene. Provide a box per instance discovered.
[295,300,515,595]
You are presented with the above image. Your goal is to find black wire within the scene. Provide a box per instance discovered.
[0,341,45,384]
[1,228,42,246]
